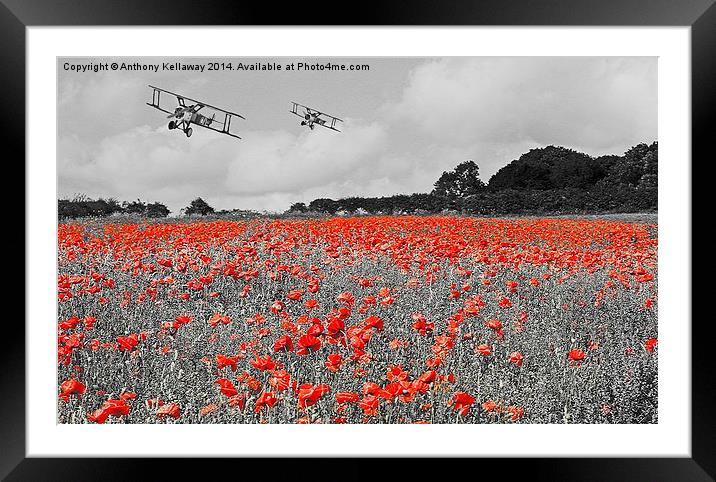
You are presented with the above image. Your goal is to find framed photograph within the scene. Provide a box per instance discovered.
[10,0,713,479]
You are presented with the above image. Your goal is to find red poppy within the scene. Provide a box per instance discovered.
[568,349,587,362]
[506,405,525,421]
[325,353,343,372]
[119,391,137,401]
[475,344,492,356]
[273,335,294,353]
[156,403,181,420]
[59,379,86,401]
[215,378,239,397]
[449,391,476,416]
[297,383,331,409]
[255,392,278,412]
[297,334,321,355]
[250,355,277,371]
[364,315,384,331]
[216,353,240,371]
[86,399,130,424]
[509,351,524,367]
[359,395,380,416]
[208,313,231,328]
[228,394,246,410]
[336,392,360,404]
[268,370,291,391]
[116,334,139,352]
[287,289,304,301]
[270,300,284,314]
[645,338,658,353]
[387,365,408,382]
[485,319,503,331]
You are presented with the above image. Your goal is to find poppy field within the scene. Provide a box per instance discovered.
[57,216,658,424]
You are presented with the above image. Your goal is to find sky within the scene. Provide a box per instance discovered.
[57,56,657,214]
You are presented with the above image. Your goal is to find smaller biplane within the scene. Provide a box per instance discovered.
[290,102,343,132]
[147,85,245,139]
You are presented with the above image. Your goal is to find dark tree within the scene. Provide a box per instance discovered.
[433,160,486,199]
[308,198,339,214]
[146,202,170,218]
[184,197,215,216]
[123,199,146,215]
[287,202,308,214]
[488,146,598,191]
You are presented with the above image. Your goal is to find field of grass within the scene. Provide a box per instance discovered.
[57,216,658,424]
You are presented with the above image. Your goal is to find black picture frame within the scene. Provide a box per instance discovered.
[7,0,713,480]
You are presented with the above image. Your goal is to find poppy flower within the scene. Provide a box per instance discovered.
[268,370,291,392]
[307,322,324,337]
[645,338,658,353]
[119,391,137,401]
[509,351,524,367]
[498,297,513,308]
[359,395,380,416]
[506,405,525,421]
[325,353,343,372]
[273,335,294,353]
[200,403,219,417]
[387,365,408,382]
[59,379,86,401]
[364,315,384,331]
[215,378,239,397]
[228,394,246,410]
[297,383,331,409]
[568,349,587,362]
[335,392,360,404]
[337,292,355,305]
[156,403,181,420]
[327,318,345,337]
[485,319,503,331]
[475,344,492,356]
[250,355,277,371]
[286,289,304,301]
[255,392,278,412]
[208,313,231,328]
[297,334,321,355]
[448,391,475,416]
[86,399,130,424]
[116,334,139,352]
[270,300,284,314]
[216,353,240,371]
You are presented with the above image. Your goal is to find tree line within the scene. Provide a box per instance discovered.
[287,142,657,216]
[58,142,657,219]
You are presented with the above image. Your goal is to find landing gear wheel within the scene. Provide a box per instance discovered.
[168,121,176,130]
[185,127,193,138]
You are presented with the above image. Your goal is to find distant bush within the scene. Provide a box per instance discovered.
[183,198,215,216]
[58,196,170,220]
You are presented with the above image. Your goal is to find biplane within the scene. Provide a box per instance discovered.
[290,102,343,132]
[147,85,245,139]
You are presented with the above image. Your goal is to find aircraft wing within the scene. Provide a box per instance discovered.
[148,85,246,119]
[290,101,343,131]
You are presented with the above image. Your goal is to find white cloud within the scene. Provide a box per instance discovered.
[388,57,657,174]
[58,119,391,213]
[224,120,387,195]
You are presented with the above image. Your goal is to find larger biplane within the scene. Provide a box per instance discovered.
[147,85,245,139]
[290,102,343,132]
